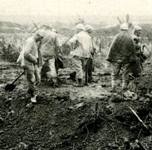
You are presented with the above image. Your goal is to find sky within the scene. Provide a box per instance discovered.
[0,0,152,24]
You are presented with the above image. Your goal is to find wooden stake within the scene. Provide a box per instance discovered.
[128,106,148,130]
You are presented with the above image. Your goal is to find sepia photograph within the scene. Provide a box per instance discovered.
[0,0,152,149]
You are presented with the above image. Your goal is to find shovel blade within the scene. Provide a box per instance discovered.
[5,84,16,92]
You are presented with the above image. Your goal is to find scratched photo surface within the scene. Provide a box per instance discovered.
[0,0,152,150]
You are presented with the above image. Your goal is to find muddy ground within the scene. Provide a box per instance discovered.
[0,60,152,150]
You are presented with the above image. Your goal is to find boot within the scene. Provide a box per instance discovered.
[75,79,83,87]
[52,78,59,87]
[111,80,117,93]
[30,95,37,103]
[122,80,129,92]
[84,74,88,86]
[27,88,34,97]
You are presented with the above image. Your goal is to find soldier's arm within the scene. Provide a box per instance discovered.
[24,41,37,64]
[68,35,78,45]
[106,35,118,61]
[91,38,99,55]
[66,35,79,50]
[54,36,62,54]
[24,53,37,64]
[127,38,137,63]
[130,38,136,54]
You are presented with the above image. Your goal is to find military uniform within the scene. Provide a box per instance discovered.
[17,29,45,103]
[40,30,61,85]
[68,29,93,86]
[17,36,41,98]
[85,25,96,84]
[107,30,136,91]
[129,34,143,78]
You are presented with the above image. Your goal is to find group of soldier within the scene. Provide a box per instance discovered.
[17,20,149,103]
[108,22,150,97]
[17,23,95,103]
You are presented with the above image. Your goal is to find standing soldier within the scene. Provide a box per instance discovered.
[129,25,143,78]
[127,25,151,92]
[40,26,61,86]
[85,24,96,84]
[107,23,136,93]
[132,25,143,60]
[67,24,93,86]
[17,29,45,103]
[133,25,151,61]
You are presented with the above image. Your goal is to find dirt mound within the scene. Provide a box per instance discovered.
[1,62,152,149]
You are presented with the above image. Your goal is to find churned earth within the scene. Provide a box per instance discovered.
[0,60,152,150]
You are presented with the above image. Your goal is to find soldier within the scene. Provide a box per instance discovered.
[107,23,136,93]
[40,26,61,86]
[129,25,143,78]
[67,24,93,86]
[17,29,45,103]
[127,25,151,92]
[52,28,57,33]
[132,25,142,58]
[85,24,96,84]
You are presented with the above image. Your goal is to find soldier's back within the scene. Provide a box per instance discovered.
[107,31,135,63]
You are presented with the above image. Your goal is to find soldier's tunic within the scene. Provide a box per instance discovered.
[107,31,136,91]
[69,31,93,81]
[40,30,60,82]
[129,35,143,77]
[17,36,41,96]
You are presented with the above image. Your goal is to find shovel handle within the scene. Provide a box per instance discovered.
[12,71,25,85]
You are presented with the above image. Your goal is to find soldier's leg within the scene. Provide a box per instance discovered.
[34,65,41,85]
[87,58,93,83]
[41,59,50,81]
[83,58,89,85]
[72,56,83,86]
[47,57,58,85]
[127,60,142,92]
[122,64,138,100]
[111,63,122,92]
[122,64,130,91]
[55,57,64,73]
[25,67,37,103]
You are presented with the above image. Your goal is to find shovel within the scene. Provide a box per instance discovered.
[5,71,25,92]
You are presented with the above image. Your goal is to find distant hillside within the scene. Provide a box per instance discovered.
[94,24,152,41]
[0,21,25,33]
[0,20,152,41]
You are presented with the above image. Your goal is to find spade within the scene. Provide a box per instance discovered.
[5,71,24,92]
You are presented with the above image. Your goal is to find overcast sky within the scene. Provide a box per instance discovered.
[0,0,151,23]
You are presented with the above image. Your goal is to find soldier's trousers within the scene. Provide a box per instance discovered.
[41,57,57,82]
[111,62,130,91]
[72,56,93,85]
[72,56,84,80]
[82,58,93,84]
[24,65,41,97]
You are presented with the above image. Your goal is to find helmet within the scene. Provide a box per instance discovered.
[40,25,52,30]
[120,23,128,30]
[35,29,46,38]
[75,23,85,31]
[85,24,94,32]
[134,25,142,31]
[52,28,57,33]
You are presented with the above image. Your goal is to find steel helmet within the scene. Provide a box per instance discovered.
[120,23,129,31]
